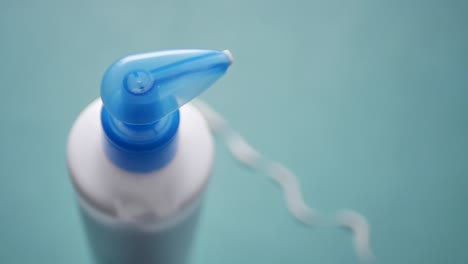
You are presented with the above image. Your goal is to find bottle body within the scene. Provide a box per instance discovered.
[78,195,202,264]
[67,99,214,264]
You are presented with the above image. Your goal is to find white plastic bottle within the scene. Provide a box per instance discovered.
[66,50,233,264]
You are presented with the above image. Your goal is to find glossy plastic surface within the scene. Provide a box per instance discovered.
[100,50,232,171]
[101,50,233,125]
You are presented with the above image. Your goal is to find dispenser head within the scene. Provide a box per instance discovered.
[101,49,233,125]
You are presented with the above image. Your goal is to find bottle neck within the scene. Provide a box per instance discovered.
[101,107,180,173]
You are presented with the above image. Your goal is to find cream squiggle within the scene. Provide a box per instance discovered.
[193,100,374,263]
[337,209,375,263]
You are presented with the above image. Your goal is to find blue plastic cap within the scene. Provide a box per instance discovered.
[101,49,233,125]
[100,49,233,172]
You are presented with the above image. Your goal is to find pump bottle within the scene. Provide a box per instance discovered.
[67,49,233,264]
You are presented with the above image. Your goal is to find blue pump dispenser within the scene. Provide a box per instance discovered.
[100,50,233,172]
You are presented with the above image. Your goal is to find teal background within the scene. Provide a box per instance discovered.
[0,0,467,263]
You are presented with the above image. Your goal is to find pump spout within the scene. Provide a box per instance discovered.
[101,49,233,125]
[100,49,233,171]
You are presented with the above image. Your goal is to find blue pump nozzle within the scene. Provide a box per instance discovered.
[100,49,233,172]
[101,49,233,125]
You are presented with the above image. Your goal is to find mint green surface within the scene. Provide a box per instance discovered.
[1,1,467,263]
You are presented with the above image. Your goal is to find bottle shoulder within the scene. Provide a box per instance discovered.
[67,98,215,219]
